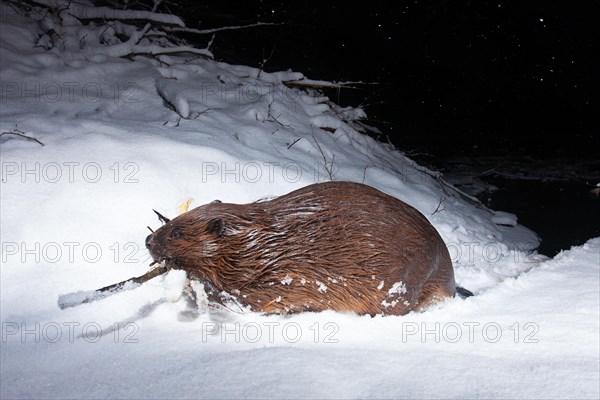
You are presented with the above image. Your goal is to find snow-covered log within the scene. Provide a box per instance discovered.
[29,0,185,26]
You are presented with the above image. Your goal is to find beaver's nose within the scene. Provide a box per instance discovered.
[145,234,153,248]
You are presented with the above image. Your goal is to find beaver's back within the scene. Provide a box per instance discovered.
[236,181,457,315]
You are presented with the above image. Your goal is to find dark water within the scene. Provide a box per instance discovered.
[407,154,599,258]
[485,177,599,257]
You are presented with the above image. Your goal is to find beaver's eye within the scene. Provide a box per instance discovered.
[171,229,183,239]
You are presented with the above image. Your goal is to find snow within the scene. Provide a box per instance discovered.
[316,281,328,293]
[1,4,598,399]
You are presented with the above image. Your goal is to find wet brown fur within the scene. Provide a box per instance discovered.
[146,181,456,315]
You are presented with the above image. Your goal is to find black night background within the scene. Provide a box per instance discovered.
[184,1,597,159]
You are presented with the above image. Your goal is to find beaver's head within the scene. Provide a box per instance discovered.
[145,205,227,270]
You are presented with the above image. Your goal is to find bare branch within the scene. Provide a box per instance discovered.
[287,137,301,149]
[432,196,447,215]
[258,46,276,79]
[283,79,379,90]
[266,97,293,129]
[374,155,403,175]
[127,44,213,58]
[0,129,45,146]
[362,166,369,183]
[312,126,336,181]
[169,22,281,35]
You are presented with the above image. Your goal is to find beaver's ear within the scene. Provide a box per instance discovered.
[207,218,225,236]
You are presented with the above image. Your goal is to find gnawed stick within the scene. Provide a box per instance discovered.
[58,264,169,310]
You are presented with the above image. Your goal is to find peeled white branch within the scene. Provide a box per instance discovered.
[93,41,212,58]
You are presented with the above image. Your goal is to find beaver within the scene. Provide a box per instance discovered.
[146,181,468,316]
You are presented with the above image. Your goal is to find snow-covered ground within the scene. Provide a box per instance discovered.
[1,3,598,399]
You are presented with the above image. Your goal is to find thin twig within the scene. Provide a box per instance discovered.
[257,46,276,79]
[266,97,293,129]
[431,196,446,215]
[192,108,212,119]
[0,129,45,146]
[282,80,378,90]
[170,22,281,35]
[287,137,301,149]
[374,155,402,175]
[362,166,369,183]
[312,126,335,181]
[163,116,181,127]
